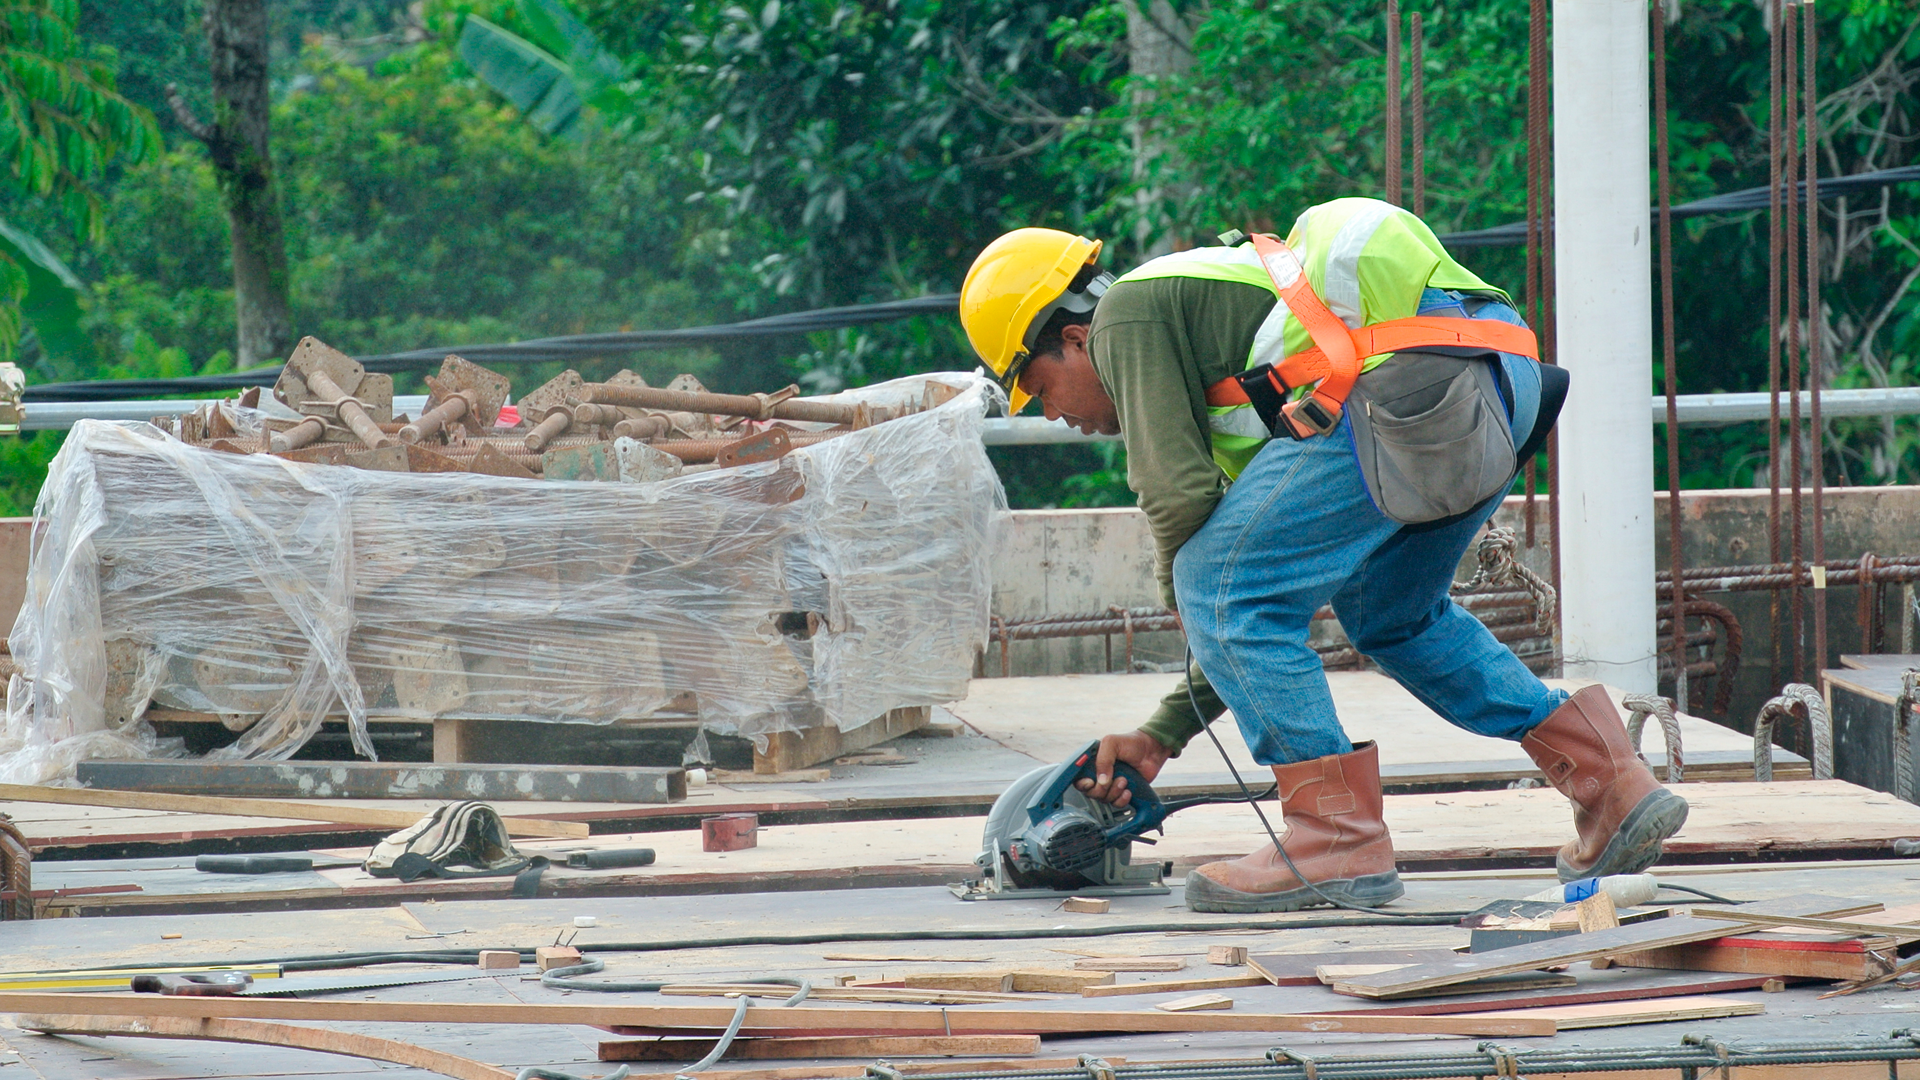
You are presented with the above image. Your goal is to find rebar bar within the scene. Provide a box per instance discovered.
[1384,0,1401,206]
[581,383,861,425]
[1804,0,1829,682]
[827,1031,1920,1080]
[1654,0,1689,714]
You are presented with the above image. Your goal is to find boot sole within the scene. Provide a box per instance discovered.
[1558,788,1690,882]
[1184,870,1405,914]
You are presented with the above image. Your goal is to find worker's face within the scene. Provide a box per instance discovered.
[1018,324,1119,436]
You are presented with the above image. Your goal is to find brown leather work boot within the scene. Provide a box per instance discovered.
[1523,684,1690,882]
[1184,741,1403,913]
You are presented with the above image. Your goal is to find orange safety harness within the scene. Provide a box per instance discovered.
[1206,233,1541,439]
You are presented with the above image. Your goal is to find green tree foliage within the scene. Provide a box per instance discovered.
[0,0,158,366]
[5,0,1915,518]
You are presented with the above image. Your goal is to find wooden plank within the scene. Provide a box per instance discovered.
[74,760,686,804]
[1611,938,1895,981]
[1320,968,1577,999]
[1082,975,1267,998]
[1323,972,1784,1017]
[0,782,588,839]
[597,1035,1043,1062]
[1154,994,1233,1012]
[1691,908,1920,940]
[660,984,1038,1005]
[901,973,1015,992]
[1332,895,1878,999]
[1010,971,1114,992]
[432,717,471,765]
[1073,957,1185,972]
[1609,897,1920,980]
[0,991,1557,1037]
[12,1013,511,1080]
[756,705,931,774]
[1476,994,1765,1030]
[1249,950,1461,987]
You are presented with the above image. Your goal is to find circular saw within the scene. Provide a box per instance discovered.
[954,739,1181,900]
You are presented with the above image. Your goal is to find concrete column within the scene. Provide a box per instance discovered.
[1553,0,1658,693]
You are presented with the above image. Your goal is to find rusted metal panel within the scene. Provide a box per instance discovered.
[73,759,687,803]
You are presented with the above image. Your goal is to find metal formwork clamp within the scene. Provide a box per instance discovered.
[1681,1033,1734,1080]
[1078,1055,1116,1080]
[1263,1047,1317,1080]
[865,1064,906,1080]
[1475,1042,1523,1078]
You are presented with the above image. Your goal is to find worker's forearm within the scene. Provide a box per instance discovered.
[1138,661,1227,755]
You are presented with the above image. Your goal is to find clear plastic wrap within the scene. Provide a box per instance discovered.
[2,375,1005,782]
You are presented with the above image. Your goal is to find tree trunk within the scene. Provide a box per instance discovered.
[179,0,292,369]
[1120,0,1194,260]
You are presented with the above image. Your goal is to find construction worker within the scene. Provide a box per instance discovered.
[960,199,1689,913]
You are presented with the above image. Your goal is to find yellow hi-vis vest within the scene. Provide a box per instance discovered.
[1112,198,1516,479]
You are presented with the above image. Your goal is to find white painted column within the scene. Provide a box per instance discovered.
[1553,0,1658,693]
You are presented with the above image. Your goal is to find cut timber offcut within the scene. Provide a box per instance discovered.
[1082,975,1267,998]
[13,1014,511,1080]
[1207,946,1249,966]
[1154,994,1233,1012]
[1073,957,1185,972]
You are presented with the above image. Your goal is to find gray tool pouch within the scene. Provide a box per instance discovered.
[1346,350,1515,525]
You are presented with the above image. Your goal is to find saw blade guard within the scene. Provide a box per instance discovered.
[977,739,1170,890]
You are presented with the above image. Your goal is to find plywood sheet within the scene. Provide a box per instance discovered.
[31,780,1920,914]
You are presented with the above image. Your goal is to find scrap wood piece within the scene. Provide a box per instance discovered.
[597,1035,1043,1062]
[1248,950,1462,987]
[902,973,1013,992]
[659,984,1040,1005]
[1072,957,1186,972]
[0,991,1555,1037]
[0,782,588,839]
[1474,994,1765,1030]
[13,1013,511,1080]
[1320,967,1576,999]
[1612,930,1898,981]
[1331,895,1879,999]
[1324,972,1783,1017]
[1082,975,1267,998]
[1690,908,1920,941]
[896,969,1126,993]
[1155,993,1233,1012]
[1819,952,1920,998]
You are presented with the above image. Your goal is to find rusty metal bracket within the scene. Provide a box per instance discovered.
[275,337,394,450]
[715,428,793,468]
[402,355,511,443]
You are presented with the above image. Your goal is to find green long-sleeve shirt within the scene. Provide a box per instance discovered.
[1086,274,1276,750]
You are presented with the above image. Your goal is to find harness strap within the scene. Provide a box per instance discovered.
[1205,316,1541,408]
[1209,232,1541,436]
[1247,233,1360,437]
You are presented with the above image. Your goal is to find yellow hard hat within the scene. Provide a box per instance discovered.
[960,228,1107,414]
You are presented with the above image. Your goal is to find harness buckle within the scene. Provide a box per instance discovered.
[1280,395,1341,439]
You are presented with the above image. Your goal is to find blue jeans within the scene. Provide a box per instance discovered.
[1173,290,1566,766]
